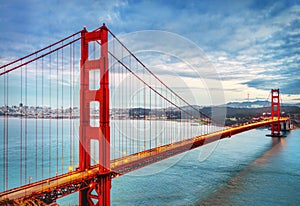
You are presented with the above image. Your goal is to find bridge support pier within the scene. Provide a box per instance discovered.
[79,24,111,206]
[281,120,291,132]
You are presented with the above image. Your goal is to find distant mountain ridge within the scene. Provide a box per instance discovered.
[225,100,298,108]
[179,101,298,109]
[226,100,269,108]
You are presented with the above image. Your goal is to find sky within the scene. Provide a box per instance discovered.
[0,0,300,106]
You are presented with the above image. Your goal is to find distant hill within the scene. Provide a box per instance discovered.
[180,105,203,110]
[225,100,297,108]
[226,100,269,108]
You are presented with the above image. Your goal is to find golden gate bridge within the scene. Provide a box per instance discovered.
[0,24,290,205]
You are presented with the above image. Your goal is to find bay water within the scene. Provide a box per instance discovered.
[0,118,299,205]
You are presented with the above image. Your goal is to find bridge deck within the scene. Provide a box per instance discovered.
[0,118,290,203]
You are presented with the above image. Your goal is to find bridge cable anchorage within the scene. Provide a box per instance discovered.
[107,30,213,122]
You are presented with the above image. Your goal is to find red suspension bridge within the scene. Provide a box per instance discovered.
[0,24,290,205]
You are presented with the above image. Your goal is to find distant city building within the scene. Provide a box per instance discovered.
[129,108,150,119]
[166,110,181,120]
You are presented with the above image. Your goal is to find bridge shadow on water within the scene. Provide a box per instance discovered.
[196,133,288,206]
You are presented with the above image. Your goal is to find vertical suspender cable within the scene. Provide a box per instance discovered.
[125,55,128,155]
[3,66,7,190]
[71,41,75,168]
[42,57,44,181]
[35,55,38,181]
[2,68,5,190]
[61,42,64,173]
[143,63,146,150]
[70,38,75,170]
[56,51,59,176]
[149,74,152,149]
[129,55,132,154]
[25,64,28,184]
[171,92,173,144]
[5,67,8,190]
[164,85,167,145]
[134,62,137,154]
[49,48,52,177]
[2,68,4,191]
[125,55,127,155]
[155,77,157,148]
[20,62,23,185]
[160,87,162,146]
[112,39,116,160]
[137,62,140,153]
[111,41,114,160]
[69,43,72,169]
[121,47,124,157]
[118,57,121,157]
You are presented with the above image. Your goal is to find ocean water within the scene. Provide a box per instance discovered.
[108,128,300,206]
[59,128,300,205]
[1,118,299,205]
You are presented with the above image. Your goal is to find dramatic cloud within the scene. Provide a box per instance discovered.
[0,0,299,104]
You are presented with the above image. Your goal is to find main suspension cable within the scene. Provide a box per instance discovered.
[108,29,212,121]
[109,51,198,120]
[0,31,81,70]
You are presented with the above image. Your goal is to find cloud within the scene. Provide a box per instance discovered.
[243,78,300,95]
[0,0,127,58]
[1,0,299,104]
[197,3,300,97]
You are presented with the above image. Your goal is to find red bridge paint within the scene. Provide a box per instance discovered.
[79,24,110,206]
[271,89,281,136]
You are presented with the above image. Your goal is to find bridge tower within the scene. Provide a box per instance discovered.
[79,24,111,206]
[271,89,281,136]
